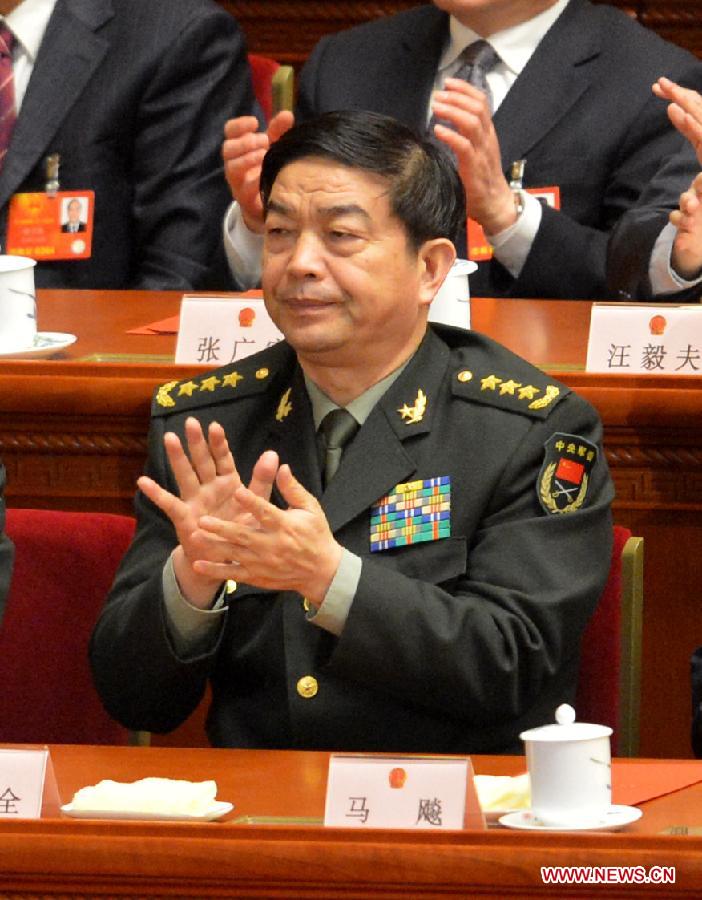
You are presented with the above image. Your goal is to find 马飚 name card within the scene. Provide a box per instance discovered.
[324,755,483,829]
[0,748,52,818]
[175,295,283,365]
[587,304,702,375]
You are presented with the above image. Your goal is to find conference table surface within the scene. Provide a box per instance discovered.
[2,745,702,898]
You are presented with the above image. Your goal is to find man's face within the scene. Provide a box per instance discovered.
[262,157,432,372]
[67,201,81,223]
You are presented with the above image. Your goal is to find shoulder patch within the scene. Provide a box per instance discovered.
[152,361,275,416]
[451,366,568,419]
[537,433,598,514]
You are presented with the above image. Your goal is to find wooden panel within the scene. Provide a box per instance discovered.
[218,0,702,66]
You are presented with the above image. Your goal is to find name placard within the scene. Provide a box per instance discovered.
[586,304,702,375]
[324,755,484,830]
[0,748,58,819]
[175,295,283,365]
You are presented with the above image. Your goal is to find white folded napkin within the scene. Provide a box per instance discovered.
[69,777,218,815]
[474,773,531,811]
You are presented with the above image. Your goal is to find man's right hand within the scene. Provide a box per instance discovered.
[138,417,279,608]
[222,112,295,233]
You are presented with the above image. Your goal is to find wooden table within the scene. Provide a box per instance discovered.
[1,746,702,898]
[1,290,701,759]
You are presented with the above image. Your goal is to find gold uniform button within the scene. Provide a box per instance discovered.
[457,370,473,383]
[256,368,269,380]
[297,676,318,699]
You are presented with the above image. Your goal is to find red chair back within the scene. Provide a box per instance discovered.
[576,524,632,754]
[248,53,280,122]
[0,509,135,744]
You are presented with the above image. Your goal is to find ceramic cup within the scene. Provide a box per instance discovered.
[520,705,613,827]
[0,255,37,353]
[429,259,477,329]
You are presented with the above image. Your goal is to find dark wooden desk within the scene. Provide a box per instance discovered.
[1,746,702,898]
[0,289,701,759]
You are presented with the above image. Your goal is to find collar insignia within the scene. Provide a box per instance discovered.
[398,389,427,425]
[276,387,293,422]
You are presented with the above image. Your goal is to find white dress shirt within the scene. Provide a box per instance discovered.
[3,0,57,111]
[223,0,569,287]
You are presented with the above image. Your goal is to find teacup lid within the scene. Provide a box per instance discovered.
[449,258,478,276]
[519,704,613,743]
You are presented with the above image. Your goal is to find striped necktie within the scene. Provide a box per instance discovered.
[0,24,16,171]
[431,39,500,134]
[452,40,500,115]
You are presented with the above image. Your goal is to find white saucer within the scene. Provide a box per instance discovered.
[0,332,77,359]
[499,805,642,832]
[60,800,233,822]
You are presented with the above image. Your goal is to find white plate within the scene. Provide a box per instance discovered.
[0,332,77,359]
[485,807,526,824]
[60,800,233,822]
[499,805,642,832]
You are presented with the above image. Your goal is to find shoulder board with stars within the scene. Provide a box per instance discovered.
[151,362,276,416]
[450,367,569,419]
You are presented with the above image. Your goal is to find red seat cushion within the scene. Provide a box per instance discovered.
[0,509,135,744]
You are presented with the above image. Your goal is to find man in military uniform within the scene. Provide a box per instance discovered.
[90,111,614,753]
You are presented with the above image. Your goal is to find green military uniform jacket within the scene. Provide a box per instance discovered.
[90,325,614,753]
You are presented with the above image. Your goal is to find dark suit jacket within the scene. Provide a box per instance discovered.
[1,0,255,290]
[607,148,702,301]
[90,326,614,753]
[0,464,14,628]
[60,221,86,233]
[297,0,702,300]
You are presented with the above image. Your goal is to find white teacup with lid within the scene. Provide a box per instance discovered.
[429,258,477,329]
[0,254,37,353]
[520,704,612,827]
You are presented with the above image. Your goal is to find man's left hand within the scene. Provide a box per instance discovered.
[432,78,516,234]
[193,463,343,608]
[671,171,702,279]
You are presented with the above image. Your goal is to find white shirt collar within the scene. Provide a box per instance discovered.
[4,0,57,62]
[441,0,569,79]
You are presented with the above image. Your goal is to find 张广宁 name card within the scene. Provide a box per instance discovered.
[586,304,702,375]
[175,295,283,365]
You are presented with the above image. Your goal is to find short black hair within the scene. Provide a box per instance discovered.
[260,110,465,250]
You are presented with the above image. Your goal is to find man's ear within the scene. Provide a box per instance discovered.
[417,238,456,308]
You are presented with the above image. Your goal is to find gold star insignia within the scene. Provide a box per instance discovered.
[276,387,293,422]
[222,371,243,389]
[398,389,427,425]
[499,379,522,396]
[156,380,178,408]
[177,381,198,397]
[518,385,540,401]
[481,374,502,391]
[529,385,560,410]
[199,376,220,392]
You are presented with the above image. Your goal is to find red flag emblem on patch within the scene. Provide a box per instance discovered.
[555,457,584,484]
